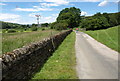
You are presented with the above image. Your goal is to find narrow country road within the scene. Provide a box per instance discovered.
[75,31,118,79]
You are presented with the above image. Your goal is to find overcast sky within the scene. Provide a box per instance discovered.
[0,0,119,24]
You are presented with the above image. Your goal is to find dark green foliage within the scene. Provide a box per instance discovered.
[24,28,27,31]
[1,21,22,29]
[51,7,81,30]
[31,27,38,31]
[41,23,49,27]
[80,12,120,30]
[32,23,38,27]
[53,22,68,30]
[109,13,119,26]
[50,22,58,29]
[42,28,45,31]
[2,29,6,33]
[26,24,30,28]
[1,21,33,29]
[7,29,16,33]
[57,7,81,28]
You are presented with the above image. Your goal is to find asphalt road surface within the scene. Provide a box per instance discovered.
[75,31,118,79]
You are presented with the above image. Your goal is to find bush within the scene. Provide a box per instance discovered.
[7,29,16,33]
[31,27,38,31]
[50,22,58,29]
[53,22,68,30]
[42,28,45,31]
[24,28,27,31]
[2,29,7,33]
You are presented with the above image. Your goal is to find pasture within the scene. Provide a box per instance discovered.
[85,25,119,52]
[2,29,60,54]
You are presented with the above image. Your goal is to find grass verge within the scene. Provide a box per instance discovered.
[85,25,119,52]
[31,32,78,79]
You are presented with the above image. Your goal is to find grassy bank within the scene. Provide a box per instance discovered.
[31,32,78,79]
[2,30,60,54]
[85,25,119,52]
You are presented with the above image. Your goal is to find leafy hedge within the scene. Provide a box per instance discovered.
[7,29,16,33]
[31,27,38,31]
[80,12,120,30]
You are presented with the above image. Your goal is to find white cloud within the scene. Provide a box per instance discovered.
[14,8,38,12]
[114,0,119,3]
[38,7,53,11]
[0,13,58,24]
[1,0,118,2]
[0,13,21,24]
[9,0,69,12]
[98,0,108,6]
[51,14,58,16]
[33,6,39,8]
[0,3,6,5]
[28,13,58,24]
[0,13,20,20]
[39,13,58,23]
[14,7,53,12]
[3,18,20,24]
[81,0,100,2]
[44,0,69,5]
[39,0,69,8]
[81,11,87,16]
[44,16,52,20]
[40,3,59,7]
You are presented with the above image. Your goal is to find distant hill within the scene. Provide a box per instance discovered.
[0,21,29,29]
[0,21,50,29]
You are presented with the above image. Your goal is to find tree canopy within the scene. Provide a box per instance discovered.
[80,12,120,30]
[51,7,81,30]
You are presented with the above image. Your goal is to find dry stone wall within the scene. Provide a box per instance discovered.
[1,30,72,80]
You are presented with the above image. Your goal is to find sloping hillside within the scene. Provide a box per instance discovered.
[85,25,119,52]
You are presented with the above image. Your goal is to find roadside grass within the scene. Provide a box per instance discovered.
[2,30,60,54]
[31,32,78,79]
[85,25,119,52]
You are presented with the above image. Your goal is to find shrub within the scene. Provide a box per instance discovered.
[42,28,45,31]
[2,29,6,33]
[31,27,38,31]
[7,29,16,33]
[24,28,27,31]
[53,22,68,30]
[50,22,58,29]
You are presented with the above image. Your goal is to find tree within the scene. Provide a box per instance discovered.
[109,13,119,26]
[41,23,49,27]
[32,23,37,27]
[53,21,68,30]
[57,7,81,28]
[50,22,58,29]
[26,24,30,28]
[80,13,110,30]
[103,13,110,22]
[94,12,102,17]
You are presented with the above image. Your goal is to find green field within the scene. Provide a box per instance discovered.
[85,25,119,52]
[2,30,60,54]
[31,32,78,79]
